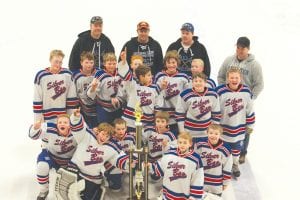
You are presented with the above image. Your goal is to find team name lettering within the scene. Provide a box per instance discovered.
[225,98,244,117]
[192,99,212,117]
[149,135,164,154]
[54,139,75,155]
[47,80,66,100]
[84,146,104,165]
[201,152,221,169]
[165,83,179,100]
[137,90,152,106]
[167,161,187,181]
[107,79,121,94]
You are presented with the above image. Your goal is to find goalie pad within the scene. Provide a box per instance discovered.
[54,168,85,200]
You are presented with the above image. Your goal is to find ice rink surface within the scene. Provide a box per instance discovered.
[0,0,300,199]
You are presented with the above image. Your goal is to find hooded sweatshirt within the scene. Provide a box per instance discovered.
[217,53,264,99]
[69,30,115,72]
[119,36,163,76]
[167,36,211,77]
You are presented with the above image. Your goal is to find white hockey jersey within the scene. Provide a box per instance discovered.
[117,62,162,129]
[72,69,98,116]
[189,76,217,90]
[154,71,190,125]
[176,88,221,138]
[151,148,204,200]
[33,68,78,122]
[144,127,177,162]
[87,69,123,112]
[195,139,232,195]
[68,115,129,184]
[216,84,255,143]
[29,122,77,166]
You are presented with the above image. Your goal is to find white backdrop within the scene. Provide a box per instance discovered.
[0,0,299,199]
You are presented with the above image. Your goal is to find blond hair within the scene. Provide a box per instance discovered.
[192,72,207,82]
[178,131,192,144]
[226,66,242,78]
[155,111,170,122]
[97,122,114,136]
[207,123,223,134]
[49,49,65,61]
[57,114,70,120]
[131,54,144,63]
[103,52,117,63]
[192,58,204,67]
[113,118,127,127]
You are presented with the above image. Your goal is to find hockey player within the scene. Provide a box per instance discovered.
[215,67,255,177]
[195,124,232,197]
[190,58,216,89]
[29,114,78,200]
[72,51,98,128]
[65,109,130,200]
[87,52,123,124]
[105,118,136,192]
[115,50,165,133]
[150,132,204,199]
[33,49,78,123]
[176,72,221,143]
[154,50,190,136]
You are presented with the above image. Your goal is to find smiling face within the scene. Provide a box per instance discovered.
[81,58,94,74]
[155,118,168,133]
[96,130,110,144]
[207,128,221,145]
[177,137,192,154]
[57,116,70,136]
[227,71,242,90]
[192,77,206,93]
[165,58,178,75]
[104,60,117,74]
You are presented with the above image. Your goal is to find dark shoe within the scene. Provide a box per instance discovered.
[239,154,246,164]
[36,191,49,200]
[232,164,241,177]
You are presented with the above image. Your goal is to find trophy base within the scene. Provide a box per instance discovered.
[127,193,149,200]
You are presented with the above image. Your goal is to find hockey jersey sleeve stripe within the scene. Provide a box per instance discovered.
[116,154,129,170]
[70,117,84,131]
[163,186,189,200]
[153,162,164,177]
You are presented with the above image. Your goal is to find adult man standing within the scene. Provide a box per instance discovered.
[217,36,264,164]
[69,16,115,72]
[119,21,163,76]
[167,23,211,77]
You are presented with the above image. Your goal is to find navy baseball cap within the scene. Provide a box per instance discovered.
[237,37,250,48]
[181,23,194,33]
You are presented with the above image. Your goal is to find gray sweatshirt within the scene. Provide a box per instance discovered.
[217,54,264,99]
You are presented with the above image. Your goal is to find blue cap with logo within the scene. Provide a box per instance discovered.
[181,23,194,33]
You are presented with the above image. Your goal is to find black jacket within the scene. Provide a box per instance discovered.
[119,36,163,76]
[167,36,211,77]
[69,30,115,71]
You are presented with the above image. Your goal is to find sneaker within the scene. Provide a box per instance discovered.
[36,191,49,200]
[232,164,241,177]
[239,154,246,164]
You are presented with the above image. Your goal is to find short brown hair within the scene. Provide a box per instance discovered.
[226,66,242,78]
[178,131,192,144]
[192,72,207,82]
[131,54,144,63]
[113,118,127,127]
[97,122,114,136]
[207,123,223,134]
[49,49,65,61]
[103,52,117,63]
[155,111,170,122]
[80,51,94,62]
[164,50,181,67]
[135,64,151,80]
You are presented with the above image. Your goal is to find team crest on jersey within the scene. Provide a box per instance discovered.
[165,83,179,100]
[84,145,104,165]
[201,152,221,170]
[47,80,66,100]
[107,79,122,94]
[149,135,163,154]
[192,99,212,118]
[167,161,187,181]
[225,98,244,117]
[137,90,152,106]
[54,139,75,155]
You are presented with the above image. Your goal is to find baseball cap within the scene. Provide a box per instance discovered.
[236,37,250,48]
[90,16,103,24]
[137,21,150,30]
[181,23,194,33]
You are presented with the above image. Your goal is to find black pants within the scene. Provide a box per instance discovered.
[81,179,102,200]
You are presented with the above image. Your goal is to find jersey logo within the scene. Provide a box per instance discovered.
[137,90,152,107]
[192,99,212,118]
[84,146,104,165]
[167,161,187,181]
[165,82,180,100]
[201,152,221,170]
[47,80,66,100]
[149,135,163,154]
[54,139,75,155]
[225,98,244,117]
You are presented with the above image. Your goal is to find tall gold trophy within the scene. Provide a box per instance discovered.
[128,103,149,200]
